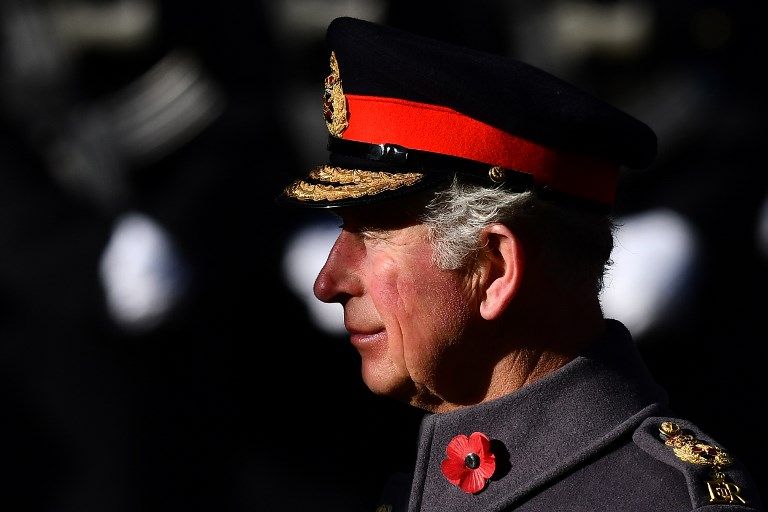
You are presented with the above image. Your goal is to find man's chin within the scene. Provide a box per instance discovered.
[360,366,416,403]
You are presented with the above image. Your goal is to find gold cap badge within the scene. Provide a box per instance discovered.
[323,51,348,137]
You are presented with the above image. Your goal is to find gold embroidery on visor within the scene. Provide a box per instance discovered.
[284,166,424,202]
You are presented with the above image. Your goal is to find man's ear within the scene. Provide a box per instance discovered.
[478,223,524,320]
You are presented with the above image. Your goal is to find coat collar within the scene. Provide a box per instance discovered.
[407,319,668,512]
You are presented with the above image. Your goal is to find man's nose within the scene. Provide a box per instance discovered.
[313,231,361,303]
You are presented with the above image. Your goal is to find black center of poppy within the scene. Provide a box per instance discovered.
[464,453,480,469]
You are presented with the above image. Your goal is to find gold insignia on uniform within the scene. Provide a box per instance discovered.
[659,421,747,505]
[323,51,348,137]
[374,505,393,512]
[706,471,748,505]
[284,166,424,202]
[659,421,732,467]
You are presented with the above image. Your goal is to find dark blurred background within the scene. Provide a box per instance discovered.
[0,1,765,510]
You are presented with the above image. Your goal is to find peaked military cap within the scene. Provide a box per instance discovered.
[281,16,657,211]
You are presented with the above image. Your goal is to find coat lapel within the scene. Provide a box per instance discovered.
[407,320,668,512]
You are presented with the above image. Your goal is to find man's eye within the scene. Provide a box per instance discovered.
[338,222,357,232]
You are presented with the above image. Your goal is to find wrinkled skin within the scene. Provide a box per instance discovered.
[313,206,484,411]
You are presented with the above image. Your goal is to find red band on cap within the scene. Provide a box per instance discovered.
[342,95,618,205]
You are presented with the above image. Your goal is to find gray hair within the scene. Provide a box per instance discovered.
[421,177,615,295]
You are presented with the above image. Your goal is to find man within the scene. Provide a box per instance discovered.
[280,16,764,512]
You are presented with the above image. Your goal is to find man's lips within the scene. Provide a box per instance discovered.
[348,329,387,347]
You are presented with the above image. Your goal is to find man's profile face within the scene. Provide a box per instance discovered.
[312,203,478,411]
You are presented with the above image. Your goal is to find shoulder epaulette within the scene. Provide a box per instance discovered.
[633,416,763,510]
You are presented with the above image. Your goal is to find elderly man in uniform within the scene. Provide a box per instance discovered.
[280,16,764,512]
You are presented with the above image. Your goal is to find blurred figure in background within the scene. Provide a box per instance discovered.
[0,1,372,510]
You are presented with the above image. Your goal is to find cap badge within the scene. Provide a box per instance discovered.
[659,421,747,505]
[440,432,496,494]
[323,51,349,137]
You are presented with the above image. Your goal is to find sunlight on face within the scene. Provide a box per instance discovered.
[313,207,477,410]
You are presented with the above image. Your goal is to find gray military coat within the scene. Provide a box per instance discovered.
[376,320,764,512]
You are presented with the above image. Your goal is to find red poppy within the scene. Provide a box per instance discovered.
[440,432,496,494]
